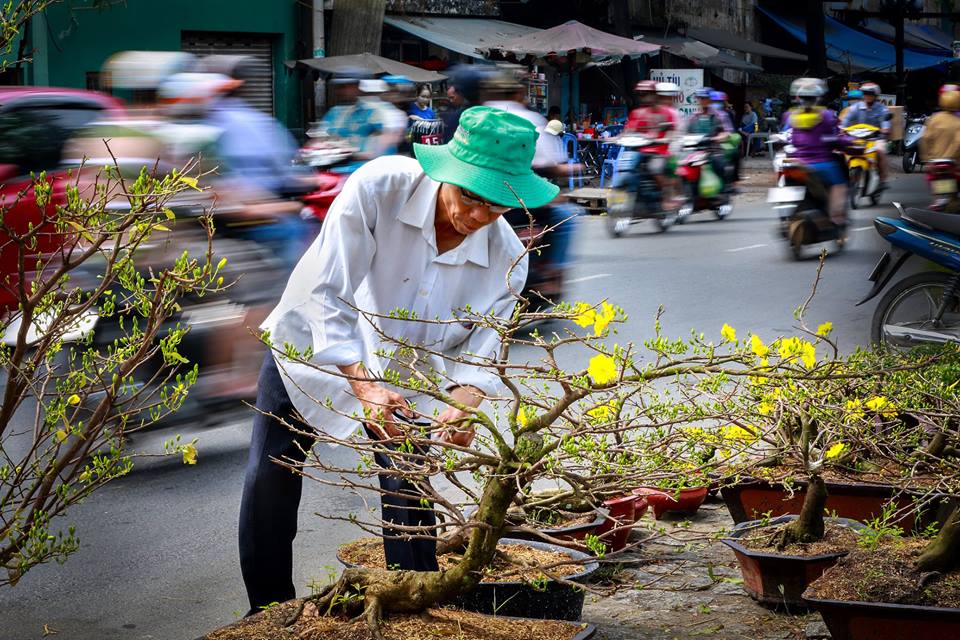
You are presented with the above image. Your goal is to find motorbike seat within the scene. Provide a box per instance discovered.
[903,207,960,237]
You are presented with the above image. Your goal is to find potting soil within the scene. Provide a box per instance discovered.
[737,521,860,556]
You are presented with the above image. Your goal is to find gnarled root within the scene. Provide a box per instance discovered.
[284,566,449,640]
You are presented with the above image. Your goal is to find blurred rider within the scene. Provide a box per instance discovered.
[626,80,678,206]
[919,84,960,165]
[841,82,890,190]
[317,73,406,161]
[686,87,733,191]
[785,77,848,231]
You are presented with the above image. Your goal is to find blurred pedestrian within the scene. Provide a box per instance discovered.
[239,105,558,614]
[740,102,759,156]
[439,64,485,143]
[409,83,436,121]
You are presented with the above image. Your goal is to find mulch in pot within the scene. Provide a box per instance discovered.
[339,538,583,583]
[805,537,960,608]
[737,521,861,557]
[203,600,592,640]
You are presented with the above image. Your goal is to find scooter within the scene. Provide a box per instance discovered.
[858,203,960,349]
[925,158,960,212]
[298,134,358,223]
[842,123,884,209]
[767,156,846,260]
[675,134,733,222]
[605,134,679,236]
[901,115,925,173]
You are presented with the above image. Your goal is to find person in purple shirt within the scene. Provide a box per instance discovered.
[782,77,848,229]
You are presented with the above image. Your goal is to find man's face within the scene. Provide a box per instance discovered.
[698,97,712,110]
[448,86,464,107]
[335,83,360,105]
[441,184,510,236]
[864,93,876,106]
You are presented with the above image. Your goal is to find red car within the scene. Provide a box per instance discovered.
[0,87,125,314]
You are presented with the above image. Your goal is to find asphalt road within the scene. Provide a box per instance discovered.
[0,169,930,639]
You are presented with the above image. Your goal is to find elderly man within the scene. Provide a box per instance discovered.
[238,106,559,614]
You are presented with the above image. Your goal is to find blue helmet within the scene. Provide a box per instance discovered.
[710,90,727,102]
[694,87,713,99]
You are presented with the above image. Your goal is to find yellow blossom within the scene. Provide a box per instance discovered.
[182,443,198,465]
[845,398,865,422]
[757,399,775,416]
[593,301,616,336]
[572,302,597,328]
[777,337,800,360]
[721,323,737,342]
[800,341,817,369]
[722,425,757,441]
[67,394,80,406]
[816,322,834,337]
[587,354,617,385]
[55,429,68,443]
[750,334,769,358]
[866,396,897,419]
[587,399,618,421]
[825,442,846,459]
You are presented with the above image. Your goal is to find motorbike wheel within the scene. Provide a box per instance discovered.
[605,212,628,238]
[654,209,679,233]
[902,151,917,174]
[869,191,881,207]
[787,219,807,261]
[848,168,861,210]
[871,271,960,349]
[714,203,732,220]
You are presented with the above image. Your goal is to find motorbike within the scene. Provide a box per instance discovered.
[901,115,926,173]
[675,134,733,222]
[858,203,960,349]
[767,156,846,260]
[605,134,679,236]
[925,158,960,212]
[298,131,360,223]
[842,123,884,209]
[504,203,579,310]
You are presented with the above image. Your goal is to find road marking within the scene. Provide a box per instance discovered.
[852,226,874,232]
[725,243,767,253]
[566,273,611,284]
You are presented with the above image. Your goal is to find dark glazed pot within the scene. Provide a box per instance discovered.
[802,595,960,640]
[338,538,600,621]
[721,515,866,610]
[720,477,956,534]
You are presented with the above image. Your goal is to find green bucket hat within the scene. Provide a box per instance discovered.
[414,106,560,209]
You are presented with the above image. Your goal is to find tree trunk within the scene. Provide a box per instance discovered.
[916,505,960,573]
[776,473,827,549]
[328,0,386,57]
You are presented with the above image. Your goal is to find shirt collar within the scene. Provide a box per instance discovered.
[397,175,490,268]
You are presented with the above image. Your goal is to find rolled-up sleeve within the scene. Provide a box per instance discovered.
[284,171,378,366]
[445,257,528,396]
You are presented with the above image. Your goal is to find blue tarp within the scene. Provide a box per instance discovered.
[757,6,954,72]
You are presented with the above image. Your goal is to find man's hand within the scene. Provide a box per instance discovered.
[340,363,411,440]
[435,386,483,447]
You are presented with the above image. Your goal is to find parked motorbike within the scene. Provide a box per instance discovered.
[767,157,846,259]
[675,134,733,222]
[605,134,678,236]
[842,123,884,209]
[858,204,960,349]
[925,158,960,212]
[901,115,926,173]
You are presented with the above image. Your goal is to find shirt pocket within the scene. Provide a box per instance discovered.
[440,319,474,352]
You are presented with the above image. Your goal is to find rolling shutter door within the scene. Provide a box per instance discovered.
[181,31,275,116]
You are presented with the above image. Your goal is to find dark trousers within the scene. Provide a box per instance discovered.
[238,354,438,614]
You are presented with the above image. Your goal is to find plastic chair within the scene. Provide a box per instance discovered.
[562,133,584,190]
[599,144,624,188]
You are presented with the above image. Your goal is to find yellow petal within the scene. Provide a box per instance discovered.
[826,442,846,459]
[182,443,198,465]
[816,322,834,337]
[572,302,597,328]
[750,334,769,358]
[800,341,817,369]
[587,354,617,385]
[67,394,80,406]
[721,323,737,342]
[55,429,68,443]
[178,176,200,190]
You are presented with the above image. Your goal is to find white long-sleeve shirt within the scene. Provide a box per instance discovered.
[261,156,528,440]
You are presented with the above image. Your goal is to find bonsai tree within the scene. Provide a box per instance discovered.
[266,268,858,636]
[0,159,224,586]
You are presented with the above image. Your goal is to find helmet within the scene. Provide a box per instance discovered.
[158,72,240,114]
[941,90,960,111]
[655,81,680,96]
[634,80,657,93]
[694,87,714,99]
[790,77,826,99]
[709,90,727,102]
[847,89,863,99]
[860,82,880,96]
[940,83,960,95]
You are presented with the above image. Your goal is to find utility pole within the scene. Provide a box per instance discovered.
[313,0,326,120]
[328,0,386,57]
[806,0,827,77]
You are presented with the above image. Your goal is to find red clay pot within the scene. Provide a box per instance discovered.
[595,495,635,551]
[722,515,865,609]
[633,486,708,519]
[633,495,649,521]
[720,478,956,534]
[803,595,960,639]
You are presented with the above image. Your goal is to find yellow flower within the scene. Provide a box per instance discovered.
[593,301,616,336]
[587,400,618,421]
[816,322,834,337]
[825,442,846,459]
[67,394,80,406]
[721,323,737,342]
[845,398,865,422]
[757,399,775,416]
[750,334,769,358]
[587,354,617,385]
[182,443,198,465]
[517,405,537,428]
[866,396,897,419]
[572,302,597,328]
[722,425,757,441]
[777,336,800,359]
[55,429,68,443]
[800,341,817,370]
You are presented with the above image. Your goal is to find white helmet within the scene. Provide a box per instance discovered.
[790,77,826,99]
[158,72,240,116]
[860,82,880,96]
[655,81,680,96]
